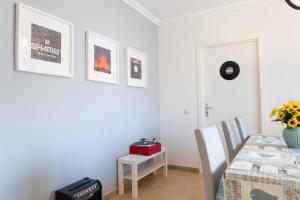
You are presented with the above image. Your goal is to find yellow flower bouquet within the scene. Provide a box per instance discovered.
[270,100,300,148]
[270,100,300,128]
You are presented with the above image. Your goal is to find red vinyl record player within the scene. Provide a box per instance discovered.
[130,138,161,156]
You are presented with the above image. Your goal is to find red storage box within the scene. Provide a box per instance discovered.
[130,143,161,156]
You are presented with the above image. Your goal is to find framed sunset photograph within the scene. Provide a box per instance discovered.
[126,47,147,88]
[86,31,119,84]
[15,3,74,77]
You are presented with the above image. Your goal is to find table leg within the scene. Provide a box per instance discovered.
[163,151,168,177]
[132,163,138,198]
[118,161,124,195]
[153,157,157,175]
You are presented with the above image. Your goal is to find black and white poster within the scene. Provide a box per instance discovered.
[31,23,62,63]
[130,58,142,80]
[16,3,73,77]
[126,47,147,88]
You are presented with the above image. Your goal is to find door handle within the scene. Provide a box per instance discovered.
[205,103,213,117]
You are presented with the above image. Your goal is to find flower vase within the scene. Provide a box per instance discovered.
[282,127,300,149]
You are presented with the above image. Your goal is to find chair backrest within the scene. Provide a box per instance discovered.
[235,116,251,142]
[195,126,227,200]
[222,119,243,162]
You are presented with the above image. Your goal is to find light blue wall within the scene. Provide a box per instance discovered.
[0,0,159,199]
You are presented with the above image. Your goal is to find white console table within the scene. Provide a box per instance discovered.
[118,147,168,198]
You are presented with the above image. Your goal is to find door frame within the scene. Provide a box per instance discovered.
[196,38,267,133]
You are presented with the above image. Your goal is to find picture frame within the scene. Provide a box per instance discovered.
[126,47,147,88]
[86,31,119,84]
[15,3,74,77]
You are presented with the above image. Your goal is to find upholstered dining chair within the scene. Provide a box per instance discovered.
[235,116,251,143]
[195,127,226,200]
[222,119,243,162]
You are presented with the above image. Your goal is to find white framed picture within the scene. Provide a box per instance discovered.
[86,31,119,84]
[15,3,74,77]
[126,47,147,88]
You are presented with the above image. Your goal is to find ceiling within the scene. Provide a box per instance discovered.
[134,0,256,20]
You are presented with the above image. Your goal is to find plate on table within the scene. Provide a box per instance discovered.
[287,169,300,177]
[264,146,277,151]
[244,145,260,150]
[230,161,253,171]
[260,165,279,174]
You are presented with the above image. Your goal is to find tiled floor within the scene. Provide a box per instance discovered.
[109,169,204,200]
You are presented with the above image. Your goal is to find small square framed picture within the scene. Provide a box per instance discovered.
[126,47,147,88]
[86,31,119,84]
[15,3,74,77]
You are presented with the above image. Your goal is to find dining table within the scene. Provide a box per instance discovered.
[246,135,287,148]
[224,135,300,200]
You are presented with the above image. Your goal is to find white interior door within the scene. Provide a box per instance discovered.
[200,40,261,134]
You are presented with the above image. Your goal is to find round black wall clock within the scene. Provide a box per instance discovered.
[220,61,240,80]
[285,0,300,10]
